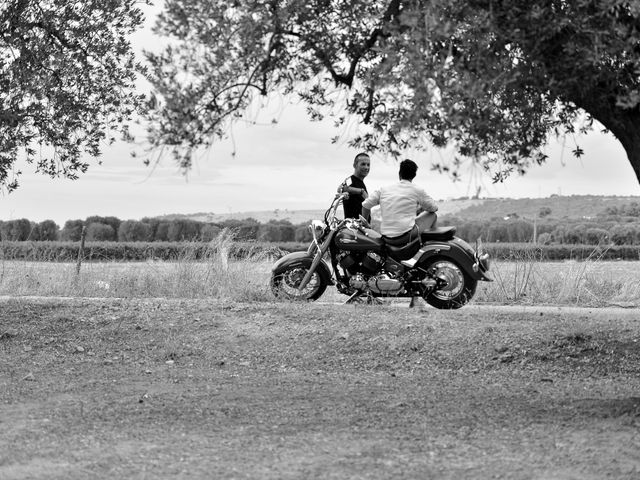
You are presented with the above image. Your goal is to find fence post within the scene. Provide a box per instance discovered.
[76,226,87,275]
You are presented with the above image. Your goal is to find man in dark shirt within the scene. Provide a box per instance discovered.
[338,152,370,220]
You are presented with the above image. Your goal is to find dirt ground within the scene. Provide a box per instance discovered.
[1,297,639,479]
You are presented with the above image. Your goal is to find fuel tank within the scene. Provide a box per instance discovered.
[334,226,383,252]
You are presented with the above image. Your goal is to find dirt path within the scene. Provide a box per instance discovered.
[1,294,638,316]
[1,298,639,479]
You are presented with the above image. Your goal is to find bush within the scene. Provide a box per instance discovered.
[0,241,299,262]
[1,241,639,262]
[484,243,640,261]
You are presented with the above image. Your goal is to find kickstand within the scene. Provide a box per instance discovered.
[344,291,384,305]
[366,296,384,305]
[409,296,427,308]
[344,291,364,304]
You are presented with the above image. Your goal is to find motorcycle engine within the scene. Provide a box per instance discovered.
[337,251,384,274]
[337,251,359,273]
[368,274,404,294]
[349,273,404,295]
[339,250,402,294]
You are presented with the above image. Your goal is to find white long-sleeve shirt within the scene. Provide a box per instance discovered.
[362,179,438,237]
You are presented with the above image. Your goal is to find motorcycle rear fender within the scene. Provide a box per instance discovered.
[272,251,335,285]
[410,241,492,282]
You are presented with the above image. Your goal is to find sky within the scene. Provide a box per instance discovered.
[1,3,639,226]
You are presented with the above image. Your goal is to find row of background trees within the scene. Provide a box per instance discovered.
[0,216,307,243]
[2,202,640,245]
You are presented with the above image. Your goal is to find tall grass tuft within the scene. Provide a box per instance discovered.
[475,245,640,307]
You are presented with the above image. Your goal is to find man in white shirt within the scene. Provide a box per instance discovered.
[361,159,438,238]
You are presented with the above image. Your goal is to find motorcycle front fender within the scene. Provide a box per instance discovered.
[271,251,335,285]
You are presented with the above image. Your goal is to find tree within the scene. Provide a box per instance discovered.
[0,218,31,240]
[141,217,161,240]
[60,220,84,241]
[294,225,312,243]
[154,221,171,242]
[0,0,147,191]
[166,219,201,241]
[218,218,260,241]
[32,219,59,241]
[118,220,152,242]
[585,227,609,244]
[538,207,552,218]
[610,223,640,244]
[259,219,296,242]
[143,1,640,183]
[201,223,222,242]
[537,232,552,245]
[86,222,116,241]
[86,216,122,236]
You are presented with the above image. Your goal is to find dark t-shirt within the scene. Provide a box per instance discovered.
[342,175,368,219]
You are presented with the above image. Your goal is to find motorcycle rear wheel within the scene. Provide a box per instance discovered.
[270,265,327,301]
[423,258,477,309]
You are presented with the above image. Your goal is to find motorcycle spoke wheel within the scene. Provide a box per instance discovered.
[424,259,477,309]
[271,266,326,301]
[430,260,465,300]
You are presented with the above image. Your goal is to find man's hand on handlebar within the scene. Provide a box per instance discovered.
[358,214,371,229]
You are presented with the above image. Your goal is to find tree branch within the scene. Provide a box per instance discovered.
[275,0,404,88]
[363,86,375,124]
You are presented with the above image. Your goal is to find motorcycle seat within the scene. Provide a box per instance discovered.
[420,226,456,242]
[382,227,421,260]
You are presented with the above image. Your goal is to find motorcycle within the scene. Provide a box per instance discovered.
[270,193,492,309]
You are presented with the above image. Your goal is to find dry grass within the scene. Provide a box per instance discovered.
[1,241,639,307]
[476,254,640,307]
[0,235,273,302]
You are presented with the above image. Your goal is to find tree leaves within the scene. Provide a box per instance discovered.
[140,0,640,182]
[0,0,148,191]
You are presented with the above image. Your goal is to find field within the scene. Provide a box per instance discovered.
[1,258,639,479]
[0,256,639,307]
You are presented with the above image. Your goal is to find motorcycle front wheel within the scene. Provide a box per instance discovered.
[270,264,327,301]
[423,257,477,309]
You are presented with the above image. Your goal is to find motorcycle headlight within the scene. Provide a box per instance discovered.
[309,220,327,242]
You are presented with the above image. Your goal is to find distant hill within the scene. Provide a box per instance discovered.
[159,209,330,225]
[161,195,640,224]
[160,198,486,224]
[450,195,640,221]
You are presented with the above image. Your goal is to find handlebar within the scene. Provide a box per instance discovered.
[324,192,349,226]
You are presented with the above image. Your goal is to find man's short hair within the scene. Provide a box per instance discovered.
[399,159,418,180]
[353,152,369,166]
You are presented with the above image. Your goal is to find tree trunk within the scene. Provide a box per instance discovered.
[588,106,640,186]
[606,116,640,186]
